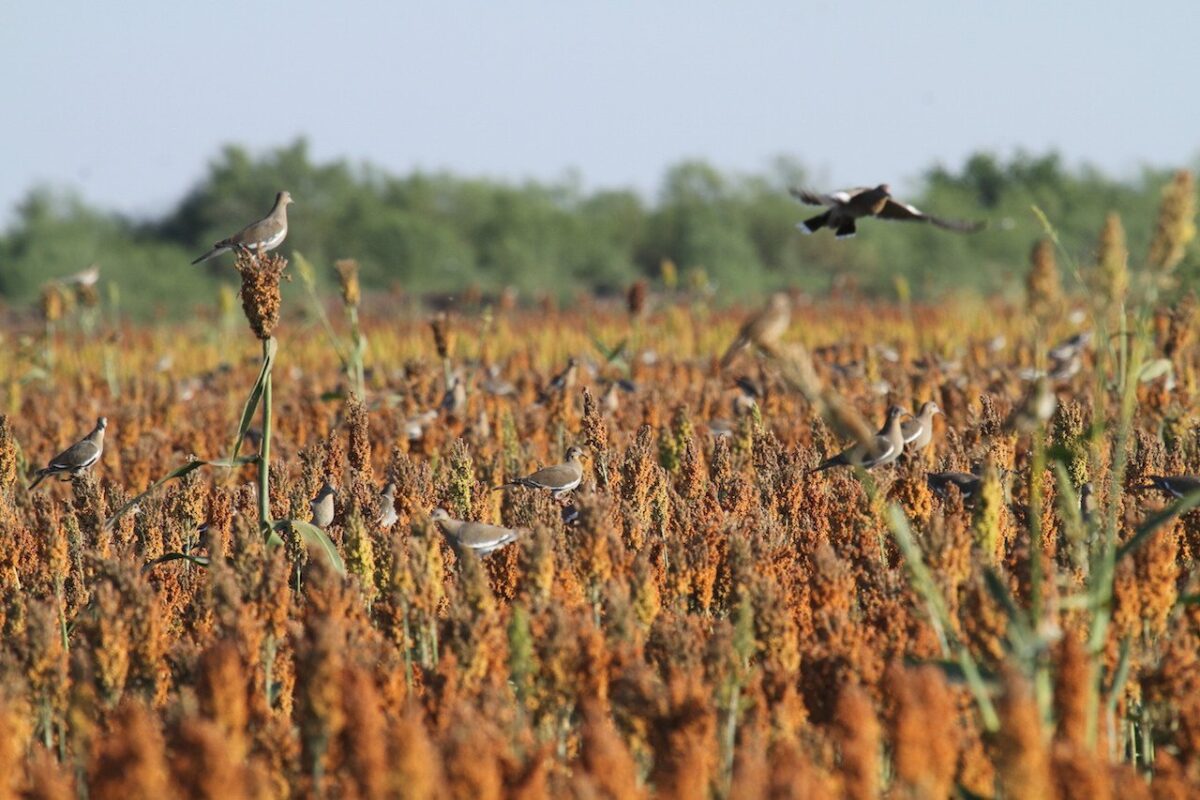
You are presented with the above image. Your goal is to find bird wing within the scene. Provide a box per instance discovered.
[900,419,922,444]
[876,199,985,232]
[861,435,897,468]
[48,439,99,470]
[222,213,279,247]
[522,463,578,489]
[788,188,849,207]
[460,523,518,550]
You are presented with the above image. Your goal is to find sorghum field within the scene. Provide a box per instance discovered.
[0,178,1198,799]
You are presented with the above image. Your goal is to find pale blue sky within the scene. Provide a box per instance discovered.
[2,2,1197,224]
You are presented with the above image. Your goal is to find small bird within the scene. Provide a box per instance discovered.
[310,481,336,528]
[191,191,293,265]
[1141,475,1200,499]
[1005,376,1058,433]
[62,263,100,287]
[926,470,983,501]
[29,417,108,489]
[430,509,522,557]
[720,293,792,368]
[1079,482,1096,524]
[1049,331,1092,363]
[495,446,586,498]
[790,185,984,238]
[377,482,398,529]
[810,406,906,473]
[708,383,760,437]
[901,401,942,451]
[536,357,578,405]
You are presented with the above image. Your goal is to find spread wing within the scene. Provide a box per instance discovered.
[876,198,985,232]
[788,187,851,207]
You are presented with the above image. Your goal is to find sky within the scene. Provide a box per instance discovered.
[2,2,1198,226]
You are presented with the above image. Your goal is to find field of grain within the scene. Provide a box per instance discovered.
[0,188,1199,798]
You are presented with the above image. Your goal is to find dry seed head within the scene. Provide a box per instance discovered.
[234,250,289,340]
[1147,170,1196,275]
[1095,211,1128,307]
[430,312,452,360]
[334,258,361,307]
[0,416,17,490]
[1026,238,1061,315]
[627,279,648,318]
[39,283,64,323]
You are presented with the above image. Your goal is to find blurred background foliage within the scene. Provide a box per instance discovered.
[0,138,1195,317]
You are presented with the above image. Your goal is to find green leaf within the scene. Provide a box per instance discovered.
[104,456,256,530]
[230,336,277,461]
[270,519,346,575]
[142,552,211,573]
[1117,488,1200,562]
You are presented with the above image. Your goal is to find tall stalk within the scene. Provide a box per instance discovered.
[258,336,274,530]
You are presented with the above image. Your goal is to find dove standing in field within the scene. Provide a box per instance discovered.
[191,191,293,265]
[720,292,791,368]
[536,357,578,405]
[1140,475,1200,499]
[29,417,108,489]
[926,470,983,502]
[430,509,523,557]
[810,406,906,473]
[495,446,585,499]
[377,481,398,529]
[901,401,942,452]
[790,184,985,239]
[1005,376,1058,433]
[310,481,336,528]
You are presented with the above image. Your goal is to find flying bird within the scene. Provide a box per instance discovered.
[29,417,108,489]
[192,191,293,265]
[790,184,984,239]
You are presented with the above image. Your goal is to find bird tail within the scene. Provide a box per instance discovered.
[28,470,48,490]
[719,336,749,369]
[191,246,227,265]
[807,459,838,475]
[798,211,831,234]
[835,220,857,239]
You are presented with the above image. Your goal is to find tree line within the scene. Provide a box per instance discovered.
[0,139,1194,316]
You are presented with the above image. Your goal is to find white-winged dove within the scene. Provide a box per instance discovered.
[1049,331,1092,363]
[708,381,760,438]
[1005,376,1058,433]
[791,184,984,238]
[310,481,336,528]
[810,406,906,472]
[192,191,293,265]
[29,417,107,489]
[377,481,398,529]
[1141,475,1200,499]
[430,508,522,556]
[62,264,100,287]
[495,446,585,498]
[536,358,578,405]
[901,401,942,451]
[926,470,982,501]
[720,292,791,368]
